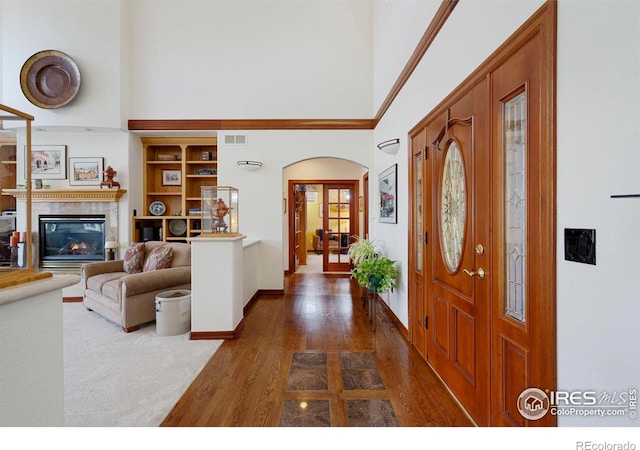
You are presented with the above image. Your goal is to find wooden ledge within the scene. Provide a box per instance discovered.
[2,188,127,202]
[0,269,52,290]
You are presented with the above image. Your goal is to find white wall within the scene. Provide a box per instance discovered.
[1,0,124,129]
[217,130,372,289]
[0,1,3,98]
[126,0,373,119]
[372,0,442,110]
[372,0,544,326]
[555,0,640,427]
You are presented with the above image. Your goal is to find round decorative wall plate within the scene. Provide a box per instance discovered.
[20,50,81,109]
[149,201,166,216]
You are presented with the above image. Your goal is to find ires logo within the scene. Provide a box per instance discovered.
[518,388,638,420]
[517,388,550,420]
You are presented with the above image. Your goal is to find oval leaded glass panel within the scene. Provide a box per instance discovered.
[440,140,466,272]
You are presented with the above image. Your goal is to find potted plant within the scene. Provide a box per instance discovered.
[347,235,381,267]
[350,255,397,293]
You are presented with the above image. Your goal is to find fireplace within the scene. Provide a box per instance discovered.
[39,215,106,269]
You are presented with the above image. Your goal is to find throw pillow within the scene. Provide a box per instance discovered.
[123,242,146,274]
[143,245,173,272]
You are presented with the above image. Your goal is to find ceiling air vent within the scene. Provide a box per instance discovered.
[224,134,248,145]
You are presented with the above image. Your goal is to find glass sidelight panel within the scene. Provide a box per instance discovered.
[415,151,423,272]
[504,92,527,323]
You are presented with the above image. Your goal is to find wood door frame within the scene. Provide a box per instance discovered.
[362,172,369,241]
[407,2,556,426]
[408,131,429,360]
[287,179,360,275]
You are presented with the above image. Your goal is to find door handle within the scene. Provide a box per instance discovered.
[463,267,485,280]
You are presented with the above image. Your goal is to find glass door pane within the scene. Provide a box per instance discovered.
[324,185,354,271]
[504,92,527,323]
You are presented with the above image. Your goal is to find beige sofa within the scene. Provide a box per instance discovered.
[82,241,191,332]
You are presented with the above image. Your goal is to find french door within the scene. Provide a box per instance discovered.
[288,180,357,274]
[322,183,356,272]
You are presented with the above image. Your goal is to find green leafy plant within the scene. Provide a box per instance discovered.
[347,235,381,267]
[350,255,397,293]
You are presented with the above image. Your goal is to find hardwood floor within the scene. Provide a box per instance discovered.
[162,273,474,426]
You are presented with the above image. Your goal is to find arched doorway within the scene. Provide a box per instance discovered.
[283,158,368,274]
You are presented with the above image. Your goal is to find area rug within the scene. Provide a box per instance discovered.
[63,302,222,427]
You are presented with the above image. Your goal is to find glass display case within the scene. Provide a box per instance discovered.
[201,186,239,237]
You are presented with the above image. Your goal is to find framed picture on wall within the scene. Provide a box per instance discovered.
[69,157,104,186]
[28,145,67,179]
[379,164,397,223]
[162,169,181,186]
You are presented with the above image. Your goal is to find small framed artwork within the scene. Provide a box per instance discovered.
[69,157,104,186]
[306,191,317,203]
[379,164,397,223]
[162,169,181,186]
[28,145,67,179]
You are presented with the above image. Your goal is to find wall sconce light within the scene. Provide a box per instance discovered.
[237,160,263,171]
[104,241,119,261]
[377,138,400,155]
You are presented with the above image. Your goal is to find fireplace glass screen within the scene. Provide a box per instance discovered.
[39,215,105,268]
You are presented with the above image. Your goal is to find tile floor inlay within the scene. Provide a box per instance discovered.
[280,399,331,427]
[281,351,399,426]
[340,351,385,390]
[345,399,400,427]
[286,352,328,391]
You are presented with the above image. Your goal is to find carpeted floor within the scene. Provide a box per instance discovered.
[63,302,222,427]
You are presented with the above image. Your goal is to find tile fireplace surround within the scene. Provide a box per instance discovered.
[4,189,126,270]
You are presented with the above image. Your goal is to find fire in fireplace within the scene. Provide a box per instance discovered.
[39,214,106,269]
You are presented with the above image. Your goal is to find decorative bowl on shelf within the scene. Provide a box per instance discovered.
[157,154,179,161]
[168,219,187,237]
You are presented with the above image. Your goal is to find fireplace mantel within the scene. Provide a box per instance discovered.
[2,189,127,203]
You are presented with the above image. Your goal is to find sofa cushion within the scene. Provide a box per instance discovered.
[101,278,123,302]
[87,271,126,295]
[123,242,146,273]
[143,244,173,271]
[168,243,191,267]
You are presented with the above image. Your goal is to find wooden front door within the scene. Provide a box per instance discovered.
[408,3,556,427]
[424,80,491,427]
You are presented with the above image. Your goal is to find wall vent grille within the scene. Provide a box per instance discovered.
[224,134,248,145]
